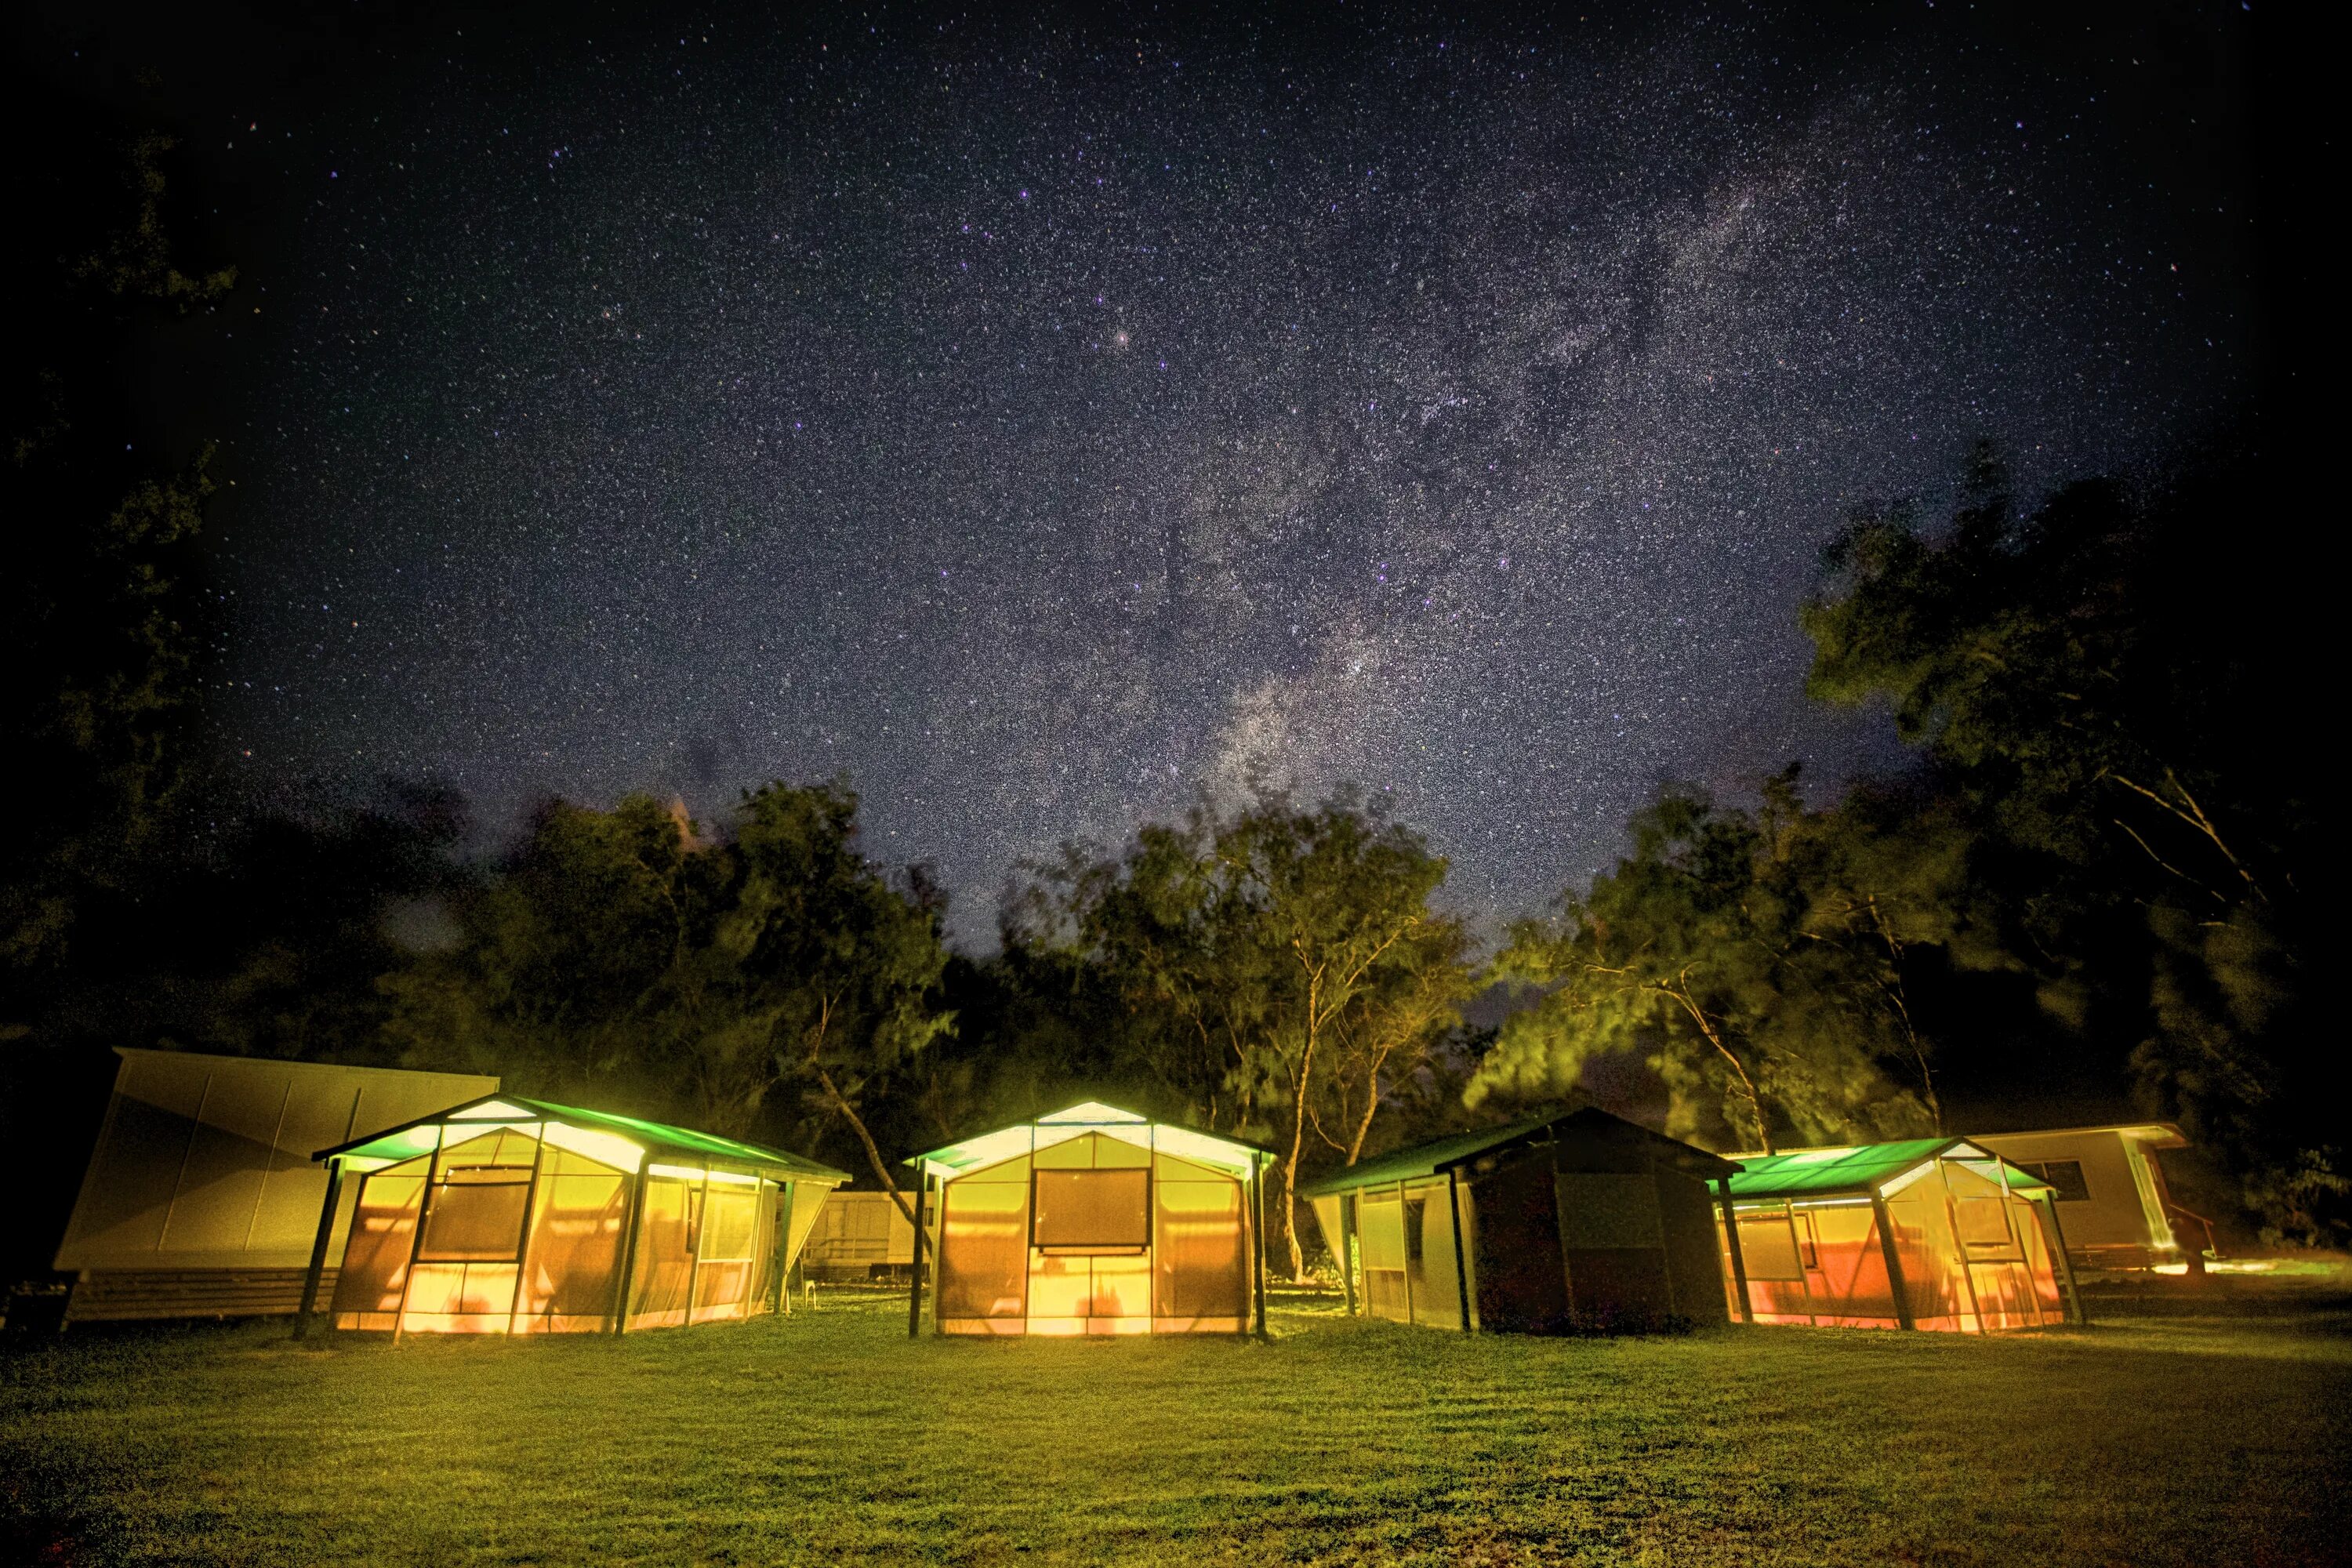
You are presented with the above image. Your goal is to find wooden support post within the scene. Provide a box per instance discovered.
[292,1159,345,1341]
[608,1158,652,1334]
[1716,1180,1752,1323]
[1872,1193,1915,1330]
[906,1170,930,1338]
[1446,1169,1473,1333]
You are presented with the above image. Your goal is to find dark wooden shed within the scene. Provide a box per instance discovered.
[1302,1108,1739,1333]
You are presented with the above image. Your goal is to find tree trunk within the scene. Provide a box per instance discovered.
[1665,981,1773,1154]
[816,1065,929,1260]
[1277,1066,1312,1279]
[1345,1071,1380,1165]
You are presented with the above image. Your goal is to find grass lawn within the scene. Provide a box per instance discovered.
[5,1283,2347,1567]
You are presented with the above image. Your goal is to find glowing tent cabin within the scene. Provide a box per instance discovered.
[53,1049,499,1324]
[1720,1138,2081,1333]
[1300,1108,1739,1334]
[1971,1123,2205,1272]
[308,1094,845,1335]
[905,1102,1272,1336]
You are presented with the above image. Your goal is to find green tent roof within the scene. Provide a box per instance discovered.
[318,1093,849,1181]
[1725,1138,2053,1200]
[1298,1107,1739,1198]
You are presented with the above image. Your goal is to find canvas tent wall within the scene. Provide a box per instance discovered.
[905,1101,1272,1337]
[804,1189,916,1280]
[53,1049,498,1323]
[312,1094,844,1335]
[1721,1138,2078,1333]
[1971,1124,2198,1272]
[1301,1108,1738,1334]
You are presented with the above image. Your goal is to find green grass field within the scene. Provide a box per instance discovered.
[5,1284,2347,1567]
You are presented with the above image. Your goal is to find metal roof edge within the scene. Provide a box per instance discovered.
[113,1045,500,1084]
[1969,1122,2189,1148]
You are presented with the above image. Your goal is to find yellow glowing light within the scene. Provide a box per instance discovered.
[540,1121,645,1172]
[648,1161,761,1187]
[449,1098,537,1120]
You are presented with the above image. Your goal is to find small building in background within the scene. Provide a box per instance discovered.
[1970,1123,2204,1272]
[804,1189,917,1281]
[1721,1138,2079,1332]
[52,1048,499,1324]
[314,1093,844,1334]
[1300,1108,1739,1334]
[906,1101,1272,1336]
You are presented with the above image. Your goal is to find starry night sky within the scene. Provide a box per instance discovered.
[48,3,2259,942]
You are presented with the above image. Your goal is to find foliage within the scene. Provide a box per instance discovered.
[385,782,953,1204]
[1475,773,1994,1152]
[1000,791,1468,1276]
[1802,443,2328,1238]
[2,122,230,985]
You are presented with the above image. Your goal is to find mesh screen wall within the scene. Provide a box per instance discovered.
[328,1123,804,1334]
[931,1131,1252,1336]
[1726,1158,2065,1333]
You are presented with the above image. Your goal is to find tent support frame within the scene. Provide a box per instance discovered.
[1935,1158,1992,1333]
[504,1123,550,1336]
[1871,1192,1915,1330]
[609,1158,652,1334]
[2041,1192,2089,1325]
[390,1128,446,1344]
[292,1158,345,1340]
[1715,1179,1752,1323]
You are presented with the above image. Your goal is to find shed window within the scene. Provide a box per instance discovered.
[2018,1160,2090,1202]
[1033,1168,1150,1250]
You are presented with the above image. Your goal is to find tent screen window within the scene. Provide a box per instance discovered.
[1032,1169,1150,1249]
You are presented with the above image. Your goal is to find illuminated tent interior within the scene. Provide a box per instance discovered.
[1721,1138,2082,1333]
[906,1102,1272,1336]
[1301,1107,1739,1334]
[307,1094,845,1335]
